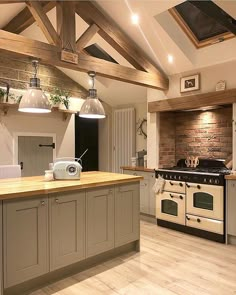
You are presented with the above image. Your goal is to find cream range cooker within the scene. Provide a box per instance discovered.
[155,159,230,243]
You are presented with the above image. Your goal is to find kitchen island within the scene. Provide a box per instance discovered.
[0,171,142,295]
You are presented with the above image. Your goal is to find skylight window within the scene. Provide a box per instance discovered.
[169,1,235,49]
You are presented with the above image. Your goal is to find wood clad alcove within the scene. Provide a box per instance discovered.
[148,88,236,113]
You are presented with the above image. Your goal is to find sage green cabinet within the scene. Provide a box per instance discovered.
[0,202,2,295]
[123,169,156,216]
[115,182,140,247]
[3,196,48,288]
[86,187,114,257]
[227,180,236,237]
[49,191,86,271]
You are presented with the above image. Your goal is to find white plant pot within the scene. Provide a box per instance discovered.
[51,102,60,108]
[59,102,69,110]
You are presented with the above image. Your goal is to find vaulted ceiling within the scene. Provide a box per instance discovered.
[0,0,235,106]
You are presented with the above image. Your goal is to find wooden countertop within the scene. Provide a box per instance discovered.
[225,174,236,180]
[0,171,143,200]
[121,166,155,173]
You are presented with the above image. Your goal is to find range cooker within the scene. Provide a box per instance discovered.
[155,159,230,243]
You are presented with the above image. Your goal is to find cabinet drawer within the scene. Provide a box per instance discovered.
[186,214,223,234]
[164,180,185,194]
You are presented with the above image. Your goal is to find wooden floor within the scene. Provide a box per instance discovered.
[30,221,236,295]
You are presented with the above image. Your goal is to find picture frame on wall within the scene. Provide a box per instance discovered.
[180,74,200,93]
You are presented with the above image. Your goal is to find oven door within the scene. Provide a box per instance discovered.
[156,191,185,225]
[186,183,224,220]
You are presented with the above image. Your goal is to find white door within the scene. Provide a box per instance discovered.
[18,136,54,177]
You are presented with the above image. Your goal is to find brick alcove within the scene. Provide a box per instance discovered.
[159,106,232,168]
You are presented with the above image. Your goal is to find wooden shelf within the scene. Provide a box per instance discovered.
[0,102,18,115]
[52,107,77,121]
[0,103,76,120]
[148,88,236,113]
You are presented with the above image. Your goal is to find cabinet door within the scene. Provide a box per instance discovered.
[86,187,114,257]
[50,191,85,271]
[140,179,149,214]
[149,173,156,216]
[227,180,236,236]
[115,182,140,247]
[3,196,48,288]
[0,202,2,295]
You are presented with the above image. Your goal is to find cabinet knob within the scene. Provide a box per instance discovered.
[40,201,45,206]
[55,198,59,204]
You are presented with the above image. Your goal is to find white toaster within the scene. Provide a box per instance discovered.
[53,158,82,180]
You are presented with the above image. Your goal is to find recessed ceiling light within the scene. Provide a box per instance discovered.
[131,14,139,25]
[168,54,174,64]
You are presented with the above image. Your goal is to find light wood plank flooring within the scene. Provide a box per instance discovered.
[30,221,236,295]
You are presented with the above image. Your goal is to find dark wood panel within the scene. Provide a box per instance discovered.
[3,1,56,34]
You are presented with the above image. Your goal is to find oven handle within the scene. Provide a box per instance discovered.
[186,183,201,189]
[186,215,201,223]
[169,193,184,200]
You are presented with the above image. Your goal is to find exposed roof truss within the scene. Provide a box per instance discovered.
[0,0,169,90]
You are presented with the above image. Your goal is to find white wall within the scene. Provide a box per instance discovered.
[99,103,113,172]
[0,109,74,165]
[135,102,147,153]
[147,61,236,169]
[114,102,147,155]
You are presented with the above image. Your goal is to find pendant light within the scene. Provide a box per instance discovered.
[18,60,51,113]
[79,71,105,119]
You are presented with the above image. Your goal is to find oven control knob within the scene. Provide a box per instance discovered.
[179,176,181,180]
[170,175,172,179]
[204,178,207,183]
[209,179,212,184]
[215,179,220,184]
[174,175,177,180]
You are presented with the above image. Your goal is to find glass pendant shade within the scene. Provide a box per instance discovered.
[18,61,51,113]
[79,89,105,119]
[79,72,105,119]
[18,87,51,113]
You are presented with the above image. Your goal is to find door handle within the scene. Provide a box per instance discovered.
[39,143,55,149]
[20,161,23,170]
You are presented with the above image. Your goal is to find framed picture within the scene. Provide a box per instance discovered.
[180,74,200,93]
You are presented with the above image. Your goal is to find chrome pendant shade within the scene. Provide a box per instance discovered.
[79,72,105,119]
[18,60,51,113]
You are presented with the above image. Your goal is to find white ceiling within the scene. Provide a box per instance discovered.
[0,1,236,106]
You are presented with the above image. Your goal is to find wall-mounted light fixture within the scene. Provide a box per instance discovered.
[18,60,51,113]
[79,71,105,119]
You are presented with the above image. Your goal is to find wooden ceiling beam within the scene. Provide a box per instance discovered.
[26,1,60,46]
[0,1,25,3]
[56,1,76,51]
[76,1,168,87]
[0,29,166,90]
[3,1,56,34]
[148,89,236,113]
[76,24,99,52]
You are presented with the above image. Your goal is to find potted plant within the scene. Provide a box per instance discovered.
[8,92,23,104]
[50,88,70,110]
[0,88,6,103]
